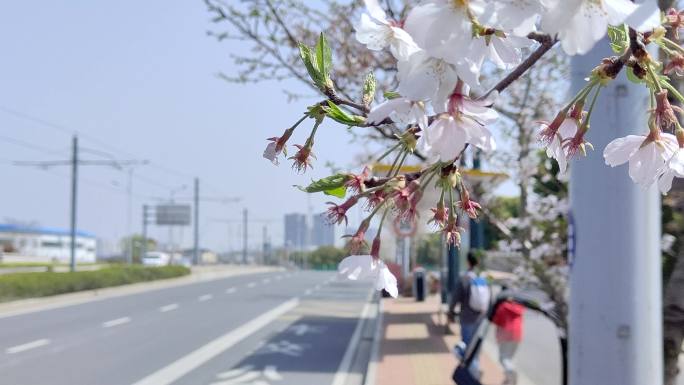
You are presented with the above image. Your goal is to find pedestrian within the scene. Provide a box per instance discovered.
[492,296,525,385]
[449,252,491,378]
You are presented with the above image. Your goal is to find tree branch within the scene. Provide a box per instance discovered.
[485,33,557,97]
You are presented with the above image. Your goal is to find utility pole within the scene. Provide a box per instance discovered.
[14,135,145,272]
[570,42,662,385]
[69,136,78,273]
[141,204,149,261]
[126,161,149,264]
[242,208,248,264]
[193,177,199,265]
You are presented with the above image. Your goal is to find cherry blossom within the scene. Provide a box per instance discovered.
[542,0,638,55]
[603,133,678,186]
[397,51,467,106]
[480,0,544,37]
[467,33,532,70]
[337,254,398,298]
[354,0,419,60]
[543,118,579,174]
[366,97,428,129]
[658,149,684,194]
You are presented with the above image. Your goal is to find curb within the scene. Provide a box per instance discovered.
[363,297,384,385]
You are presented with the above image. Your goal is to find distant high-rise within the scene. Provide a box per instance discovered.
[284,213,307,251]
[311,213,335,247]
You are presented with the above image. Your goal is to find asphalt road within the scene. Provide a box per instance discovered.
[0,270,374,385]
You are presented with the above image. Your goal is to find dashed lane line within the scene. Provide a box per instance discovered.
[5,339,50,354]
[102,317,131,328]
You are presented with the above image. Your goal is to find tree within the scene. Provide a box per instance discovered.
[119,235,157,263]
[208,3,684,376]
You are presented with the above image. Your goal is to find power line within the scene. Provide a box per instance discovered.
[0,133,67,156]
[0,105,201,184]
[13,135,147,272]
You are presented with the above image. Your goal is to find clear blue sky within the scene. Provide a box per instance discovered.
[0,1,360,253]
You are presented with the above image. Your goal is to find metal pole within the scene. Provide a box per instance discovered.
[69,135,78,273]
[242,208,248,264]
[193,177,199,265]
[569,40,662,385]
[126,168,133,264]
[141,204,148,261]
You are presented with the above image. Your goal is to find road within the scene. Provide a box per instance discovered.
[0,270,375,385]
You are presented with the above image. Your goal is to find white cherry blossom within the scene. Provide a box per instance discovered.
[603,133,678,186]
[418,96,497,162]
[366,97,428,129]
[481,0,544,37]
[543,118,579,174]
[542,0,638,55]
[338,254,398,298]
[354,0,419,60]
[658,149,684,194]
[397,51,465,107]
[467,34,532,70]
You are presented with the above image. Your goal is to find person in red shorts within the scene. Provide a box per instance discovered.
[492,298,525,385]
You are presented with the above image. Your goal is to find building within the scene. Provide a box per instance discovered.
[0,224,97,263]
[311,213,335,247]
[284,213,307,251]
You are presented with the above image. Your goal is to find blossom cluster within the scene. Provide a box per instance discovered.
[262,0,684,295]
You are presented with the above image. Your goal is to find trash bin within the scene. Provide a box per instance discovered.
[414,267,426,302]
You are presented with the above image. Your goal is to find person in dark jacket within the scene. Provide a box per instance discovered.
[448,252,488,378]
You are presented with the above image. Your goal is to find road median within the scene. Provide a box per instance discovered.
[0,264,283,319]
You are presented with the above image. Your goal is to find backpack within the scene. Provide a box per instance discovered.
[467,271,490,313]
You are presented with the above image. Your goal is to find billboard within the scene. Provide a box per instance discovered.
[155,204,191,226]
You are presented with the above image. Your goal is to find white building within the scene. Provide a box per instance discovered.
[0,224,97,263]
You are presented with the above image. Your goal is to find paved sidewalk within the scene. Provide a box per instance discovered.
[374,294,504,385]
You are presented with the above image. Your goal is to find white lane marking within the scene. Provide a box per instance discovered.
[6,339,50,354]
[247,282,257,288]
[225,287,237,294]
[102,317,131,328]
[261,278,271,284]
[331,290,375,385]
[159,304,179,313]
[131,298,299,385]
[198,294,213,302]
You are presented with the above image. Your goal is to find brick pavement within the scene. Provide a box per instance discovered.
[374,295,504,385]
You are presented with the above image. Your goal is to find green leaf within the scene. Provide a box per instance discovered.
[315,33,332,81]
[295,173,350,196]
[323,186,347,198]
[383,90,401,99]
[299,43,323,88]
[362,72,376,106]
[324,101,365,126]
[607,24,629,54]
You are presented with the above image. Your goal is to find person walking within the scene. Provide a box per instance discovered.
[492,298,525,385]
[449,252,491,378]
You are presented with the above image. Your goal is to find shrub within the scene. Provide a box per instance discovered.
[0,265,190,302]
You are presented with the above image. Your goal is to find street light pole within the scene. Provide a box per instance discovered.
[569,41,662,385]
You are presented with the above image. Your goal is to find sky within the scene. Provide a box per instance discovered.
[0,1,367,254]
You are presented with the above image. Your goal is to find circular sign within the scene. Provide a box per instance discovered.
[393,216,417,238]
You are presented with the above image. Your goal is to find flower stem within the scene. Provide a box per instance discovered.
[376,142,401,163]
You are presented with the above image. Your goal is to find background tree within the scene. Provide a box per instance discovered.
[119,235,157,263]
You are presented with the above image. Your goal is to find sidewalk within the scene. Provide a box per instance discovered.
[374,294,504,385]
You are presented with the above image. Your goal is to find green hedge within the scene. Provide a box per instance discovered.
[0,265,190,302]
